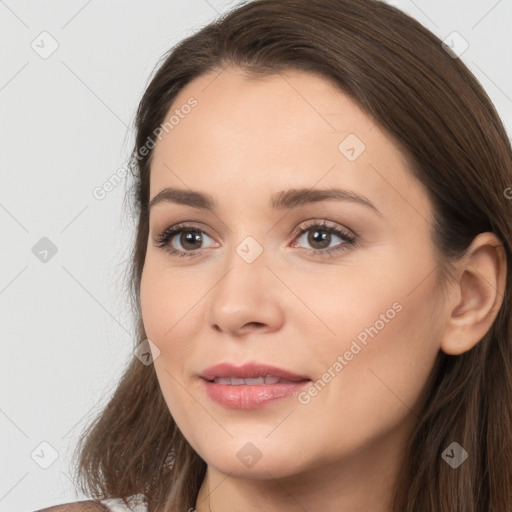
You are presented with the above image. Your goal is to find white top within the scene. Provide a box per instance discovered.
[99,495,147,512]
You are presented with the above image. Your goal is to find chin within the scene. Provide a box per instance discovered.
[195,440,310,479]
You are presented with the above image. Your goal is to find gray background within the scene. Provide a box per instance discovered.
[1,1,511,511]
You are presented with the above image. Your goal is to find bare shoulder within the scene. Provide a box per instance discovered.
[33,499,111,512]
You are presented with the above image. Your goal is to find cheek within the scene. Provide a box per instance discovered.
[139,265,165,341]
[140,259,194,343]
[295,251,441,424]
[310,275,440,434]
[139,262,195,418]
[139,258,208,381]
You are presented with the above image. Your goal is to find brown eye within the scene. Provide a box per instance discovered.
[305,228,333,250]
[291,220,357,258]
[177,229,204,251]
[153,223,215,258]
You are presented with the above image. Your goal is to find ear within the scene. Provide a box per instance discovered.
[440,232,507,356]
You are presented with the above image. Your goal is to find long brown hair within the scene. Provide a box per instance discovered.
[73,1,512,510]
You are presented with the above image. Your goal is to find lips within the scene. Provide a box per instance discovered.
[200,362,311,383]
[199,362,312,409]
[213,376,295,385]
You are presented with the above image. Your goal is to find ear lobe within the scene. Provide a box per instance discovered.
[439,232,507,356]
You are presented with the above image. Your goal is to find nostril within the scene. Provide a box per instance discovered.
[246,322,264,328]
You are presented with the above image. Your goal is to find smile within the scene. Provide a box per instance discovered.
[211,376,299,385]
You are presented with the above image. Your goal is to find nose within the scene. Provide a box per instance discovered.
[206,243,285,337]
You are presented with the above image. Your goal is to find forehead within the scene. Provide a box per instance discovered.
[148,67,432,226]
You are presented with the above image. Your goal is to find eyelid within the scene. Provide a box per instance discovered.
[152,222,216,248]
[290,218,356,239]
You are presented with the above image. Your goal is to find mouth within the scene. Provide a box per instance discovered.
[206,376,309,385]
[200,362,311,383]
[199,362,312,409]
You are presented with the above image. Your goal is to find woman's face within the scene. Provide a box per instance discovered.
[140,67,444,482]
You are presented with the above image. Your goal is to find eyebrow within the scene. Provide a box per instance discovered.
[148,187,382,216]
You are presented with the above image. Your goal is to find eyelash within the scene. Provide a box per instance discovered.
[153,220,358,259]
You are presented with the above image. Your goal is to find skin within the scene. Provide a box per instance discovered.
[140,66,506,512]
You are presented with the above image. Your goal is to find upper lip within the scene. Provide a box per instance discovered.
[200,362,311,381]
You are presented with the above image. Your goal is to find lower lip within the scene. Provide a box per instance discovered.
[201,378,311,409]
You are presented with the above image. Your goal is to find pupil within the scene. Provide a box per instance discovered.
[309,229,330,249]
[181,230,202,250]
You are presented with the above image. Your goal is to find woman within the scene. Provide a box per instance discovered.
[35,0,512,511]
